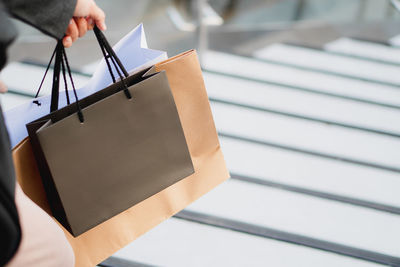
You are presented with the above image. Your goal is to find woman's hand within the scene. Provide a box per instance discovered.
[63,0,106,48]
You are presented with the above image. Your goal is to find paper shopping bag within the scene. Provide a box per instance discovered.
[13,49,229,267]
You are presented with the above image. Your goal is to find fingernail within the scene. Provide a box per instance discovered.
[102,22,107,31]
[87,18,93,25]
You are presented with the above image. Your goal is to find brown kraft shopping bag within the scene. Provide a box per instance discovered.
[12,49,230,267]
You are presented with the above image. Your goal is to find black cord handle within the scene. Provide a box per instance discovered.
[61,45,84,122]
[36,40,83,122]
[35,46,57,99]
[34,27,132,122]
[93,26,129,77]
[50,40,63,113]
[60,50,71,106]
[93,25,132,99]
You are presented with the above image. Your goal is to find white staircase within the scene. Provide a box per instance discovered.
[2,37,400,267]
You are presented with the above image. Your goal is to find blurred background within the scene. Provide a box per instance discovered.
[2,0,400,266]
[7,0,400,64]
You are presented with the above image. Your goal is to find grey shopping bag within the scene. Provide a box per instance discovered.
[26,28,194,237]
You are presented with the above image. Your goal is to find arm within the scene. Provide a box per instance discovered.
[0,108,21,266]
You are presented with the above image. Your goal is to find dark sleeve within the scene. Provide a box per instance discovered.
[0,0,77,70]
[0,2,17,70]
[2,0,77,39]
[0,106,21,266]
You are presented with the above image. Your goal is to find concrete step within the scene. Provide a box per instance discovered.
[220,136,400,211]
[324,37,400,64]
[113,217,385,267]
[253,43,400,87]
[203,51,400,108]
[211,101,400,171]
[186,179,400,257]
[204,72,400,137]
